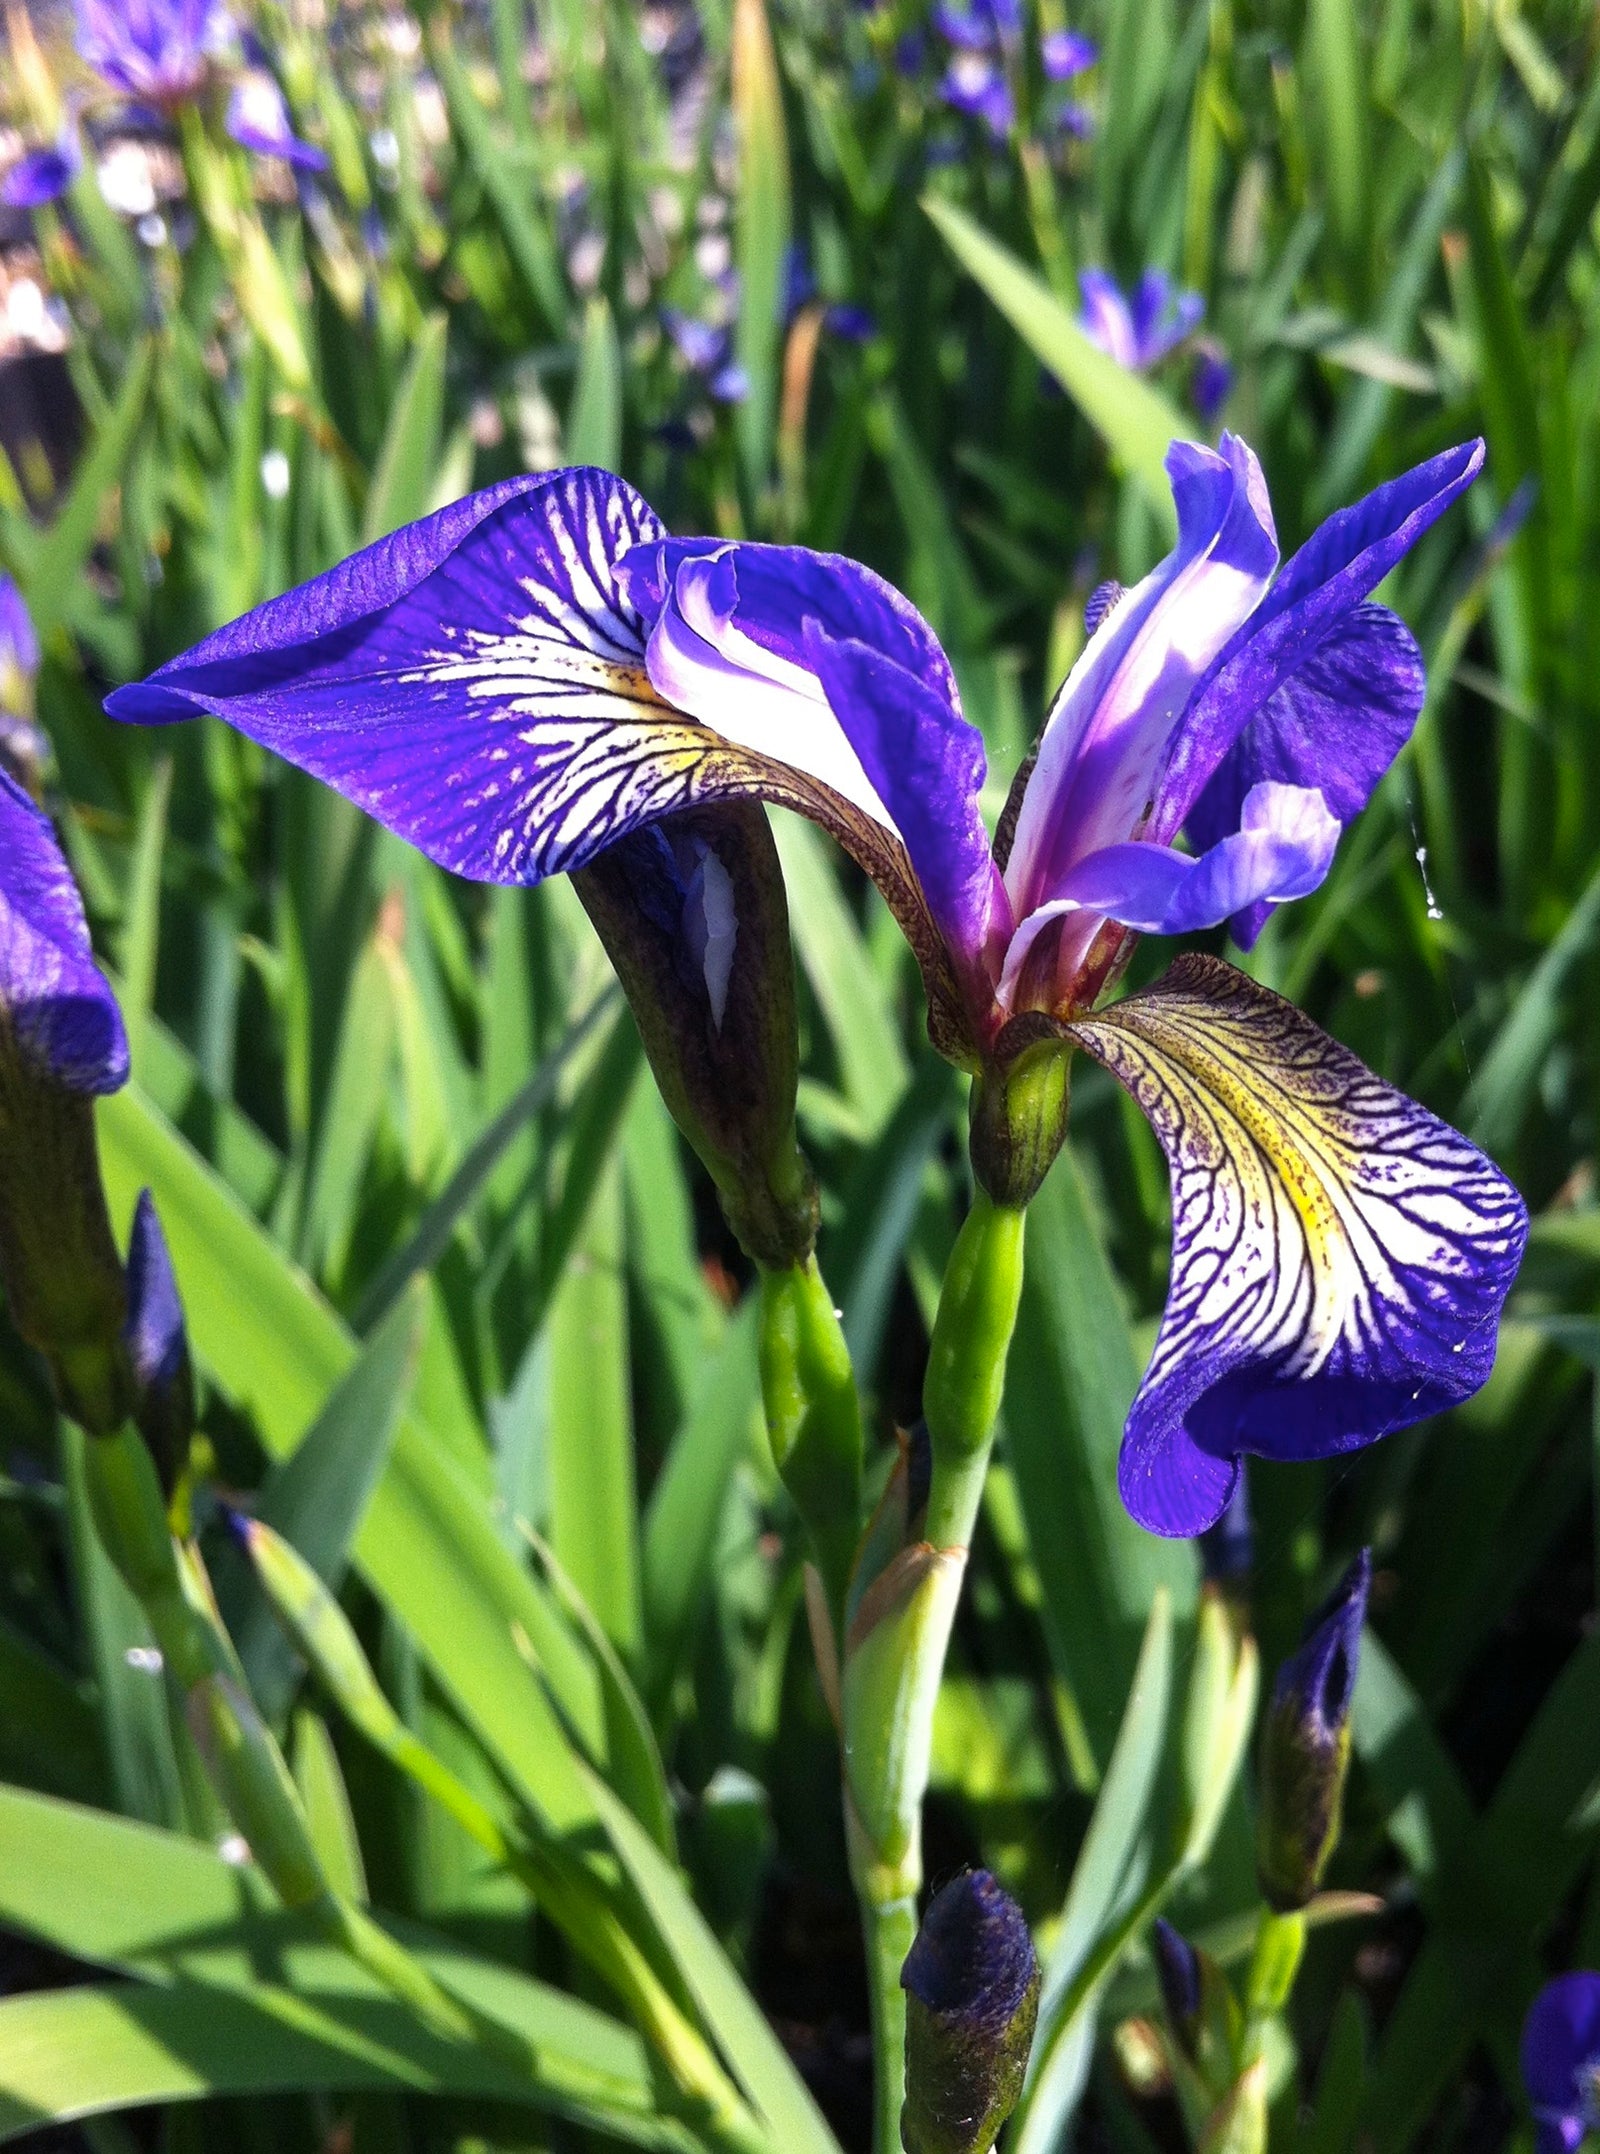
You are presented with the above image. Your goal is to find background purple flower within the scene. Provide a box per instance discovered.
[1192,337,1234,423]
[225,76,328,171]
[1079,266,1205,371]
[1523,1973,1600,2154]
[0,579,40,699]
[76,0,233,106]
[1,135,81,209]
[662,305,748,403]
[1040,28,1096,79]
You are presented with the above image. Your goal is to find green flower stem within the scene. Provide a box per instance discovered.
[758,1255,865,1627]
[843,1194,1028,2154]
[1240,1906,1305,2063]
[922,1197,1027,1551]
[859,1882,919,2154]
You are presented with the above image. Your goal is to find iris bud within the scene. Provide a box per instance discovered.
[123,1190,194,1484]
[0,772,130,1432]
[573,802,818,1268]
[900,1869,1040,2154]
[1153,1918,1201,2055]
[1256,1549,1370,1912]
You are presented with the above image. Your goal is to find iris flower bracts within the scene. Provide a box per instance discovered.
[107,434,1526,1538]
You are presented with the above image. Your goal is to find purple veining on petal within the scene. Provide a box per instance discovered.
[0,769,129,1095]
[1070,956,1527,1538]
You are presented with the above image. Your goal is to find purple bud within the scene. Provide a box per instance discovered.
[1256,1550,1370,1911]
[1153,1917,1200,2042]
[1192,338,1234,424]
[825,303,876,343]
[901,1869,1040,2154]
[226,77,329,172]
[124,1189,194,1480]
[1523,1973,1600,2154]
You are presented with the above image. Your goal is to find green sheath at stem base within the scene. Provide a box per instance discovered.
[842,1193,1028,2154]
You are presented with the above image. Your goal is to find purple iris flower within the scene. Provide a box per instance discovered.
[939,54,1015,136]
[1523,1974,1600,2154]
[782,248,876,343]
[1080,267,1205,372]
[104,436,1527,1538]
[2,133,81,209]
[76,0,232,107]
[225,76,328,172]
[1040,28,1096,79]
[0,578,40,701]
[661,307,748,404]
[0,769,128,1095]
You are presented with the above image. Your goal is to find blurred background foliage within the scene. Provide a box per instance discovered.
[1,0,1599,2148]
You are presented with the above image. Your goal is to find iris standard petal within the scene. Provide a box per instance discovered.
[0,770,128,1095]
[1155,440,1485,838]
[1068,955,1527,1537]
[999,782,1337,1001]
[1186,603,1421,948]
[1004,434,1279,925]
[619,533,1000,1045]
[804,629,1006,1021]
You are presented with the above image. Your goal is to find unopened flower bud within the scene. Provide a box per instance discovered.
[124,1190,194,1484]
[0,770,130,1431]
[1256,1550,1370,1912]
[901,1869,1040,2154]
[573,801,818,1267]
[1153,1918,1201,2054]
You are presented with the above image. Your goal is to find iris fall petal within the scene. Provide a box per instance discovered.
[1068,954,1527,1536]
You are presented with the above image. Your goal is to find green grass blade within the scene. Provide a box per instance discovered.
[1005,1146,1196,1773]
[731,0,791,492]
[361,312,449,544]
[922,197,1193,532]
[228,1278,428,1724]
[568,296,624,468]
